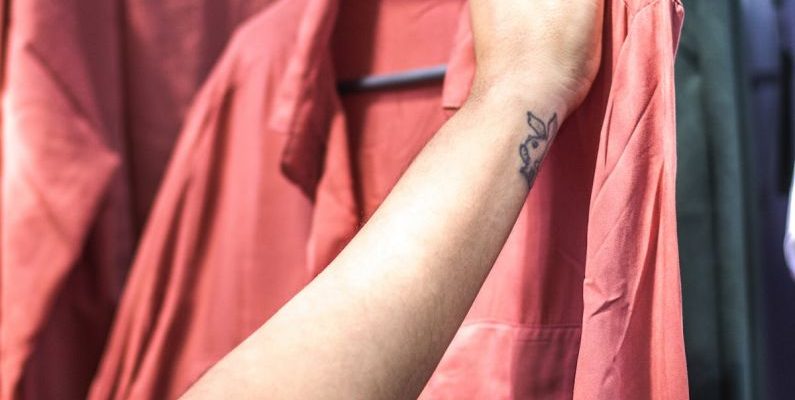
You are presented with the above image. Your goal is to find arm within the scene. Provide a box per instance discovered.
[183,0,603,398]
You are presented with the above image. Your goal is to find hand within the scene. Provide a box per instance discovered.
[469,0,604,117]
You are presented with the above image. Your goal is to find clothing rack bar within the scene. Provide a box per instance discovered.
[338,64,447,93]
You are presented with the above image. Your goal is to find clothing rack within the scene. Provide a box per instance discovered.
[338,64,447,93]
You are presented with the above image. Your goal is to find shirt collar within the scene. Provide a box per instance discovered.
[272,0,475,198]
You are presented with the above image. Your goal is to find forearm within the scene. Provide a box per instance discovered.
[182,82,564,399]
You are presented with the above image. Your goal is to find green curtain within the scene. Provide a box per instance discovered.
[674,0,759,399]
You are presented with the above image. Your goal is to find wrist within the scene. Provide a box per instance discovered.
[466,74,569,122]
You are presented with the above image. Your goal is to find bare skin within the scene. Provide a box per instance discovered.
[183,0,603,398]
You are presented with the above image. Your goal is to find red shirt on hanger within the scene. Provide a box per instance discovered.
[0,1,273,398]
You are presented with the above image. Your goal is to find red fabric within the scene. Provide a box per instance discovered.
[122,0,276,227]
[89,1,351,398]
[0,1,271,399]
[90,0,687,398]
[1,3,125,399]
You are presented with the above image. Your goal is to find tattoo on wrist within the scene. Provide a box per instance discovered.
[518,111,558,186]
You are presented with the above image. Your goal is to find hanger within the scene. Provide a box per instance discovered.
[338,64,447,94]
